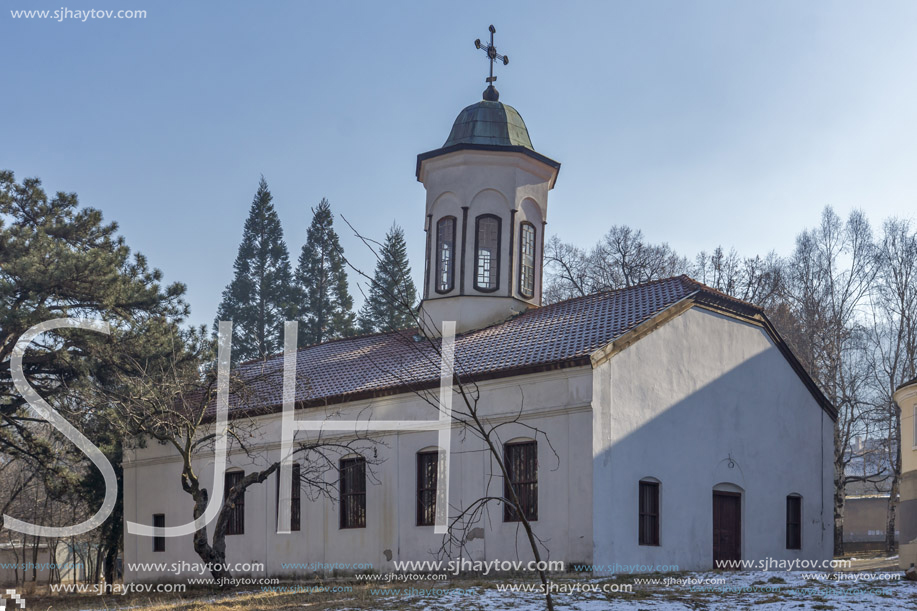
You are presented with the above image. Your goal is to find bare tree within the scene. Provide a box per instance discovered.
[544,226,688,303]
[104,325,377,582]
[693,247,784,308]
[543,235,591,303]
[865,218,917,553]
[781,207,880,555]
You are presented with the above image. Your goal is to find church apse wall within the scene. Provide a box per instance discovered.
[592,306,834,573]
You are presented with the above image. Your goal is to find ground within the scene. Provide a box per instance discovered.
[9,556,914,610]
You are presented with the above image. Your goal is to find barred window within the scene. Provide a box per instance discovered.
[436,217,456,293]
[340,457,366,529]
[152,514,165,552]
[786,495,801,550]
[416,450,439,526]
[276,463,301,532]
[519,222,536,297]
[638,480,660,546]
[225,471,245,536]
[503,440,537,522]
[474,215,501,291]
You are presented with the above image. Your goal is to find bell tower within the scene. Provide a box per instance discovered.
[417,25,561,335]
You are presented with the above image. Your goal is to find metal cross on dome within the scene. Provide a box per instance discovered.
[475,25,508,90]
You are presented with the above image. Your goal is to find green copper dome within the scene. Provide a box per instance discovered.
[443,100,534,150]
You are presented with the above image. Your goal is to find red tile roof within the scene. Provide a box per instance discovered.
[224,275,834,419]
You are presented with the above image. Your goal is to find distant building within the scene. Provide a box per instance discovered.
[0,540,87,586]
[843,437,895,551]
[894,377,917,569]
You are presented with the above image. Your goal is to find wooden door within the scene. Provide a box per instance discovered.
[712,491,741,567]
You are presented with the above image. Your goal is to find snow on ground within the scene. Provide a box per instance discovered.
[22,560,916,610]
[350,567,914,611]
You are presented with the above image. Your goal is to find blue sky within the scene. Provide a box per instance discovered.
[3,1,917,328]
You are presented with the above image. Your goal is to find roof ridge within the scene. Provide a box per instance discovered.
[676,275,762,313]
[533,275,689,311]
[240,275,758,368]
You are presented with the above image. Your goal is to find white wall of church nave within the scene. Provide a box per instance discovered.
[123,368,594,581]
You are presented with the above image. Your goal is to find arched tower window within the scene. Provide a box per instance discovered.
[474,214,501,292]
[435,216,456,293]
[518,222,536,298]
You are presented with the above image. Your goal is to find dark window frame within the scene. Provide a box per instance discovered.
[786,495,802,550]
[518,221,536,298]
[224,470,245,536]
[435,216,457,294]
[416,450,439,526]
[503,440,538,522]
[339,457,366,529]
[152,513,165,552]
[275,463,301,532]
[638,480,660,546]
[474,214,502,293]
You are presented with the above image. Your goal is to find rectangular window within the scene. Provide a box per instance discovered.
[276,463,301,532]
[340,457,366,529]
[786,495,802,549]
[503,441,537,522]
[225,471,245,536]
[152,513,165,552]
[638,481,660,546]
[519,223,535,297]
[417,450,439,526]
[291,463,301,532]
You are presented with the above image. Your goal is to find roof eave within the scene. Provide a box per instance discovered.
[416,143,561,187]
[204,357,594,423]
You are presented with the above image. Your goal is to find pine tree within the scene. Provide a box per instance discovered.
[0,169,187,571]
[215,177,294,361]
[294,198,355,344]
[358,223,418,333]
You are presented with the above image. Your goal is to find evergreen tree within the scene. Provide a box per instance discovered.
[215,177,294,361]
[358,223,418,333]
[294,198,355,344]
[0,169,187,558]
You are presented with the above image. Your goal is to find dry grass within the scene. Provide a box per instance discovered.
[10,564,911,611]
[16,579,452,611]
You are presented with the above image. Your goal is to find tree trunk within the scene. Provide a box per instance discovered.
[104,540,118,584]
[94,543,105,583]
[183,462,278,583]
[185,477,233,583]
[886,427,901,554]
[834,465,845,556]
[886,478,899,554]
[31,536,40,581]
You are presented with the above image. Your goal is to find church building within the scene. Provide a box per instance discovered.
[894,377,917,570]
[123,42,835,579]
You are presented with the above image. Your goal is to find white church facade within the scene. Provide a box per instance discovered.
[123,80,836,581]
